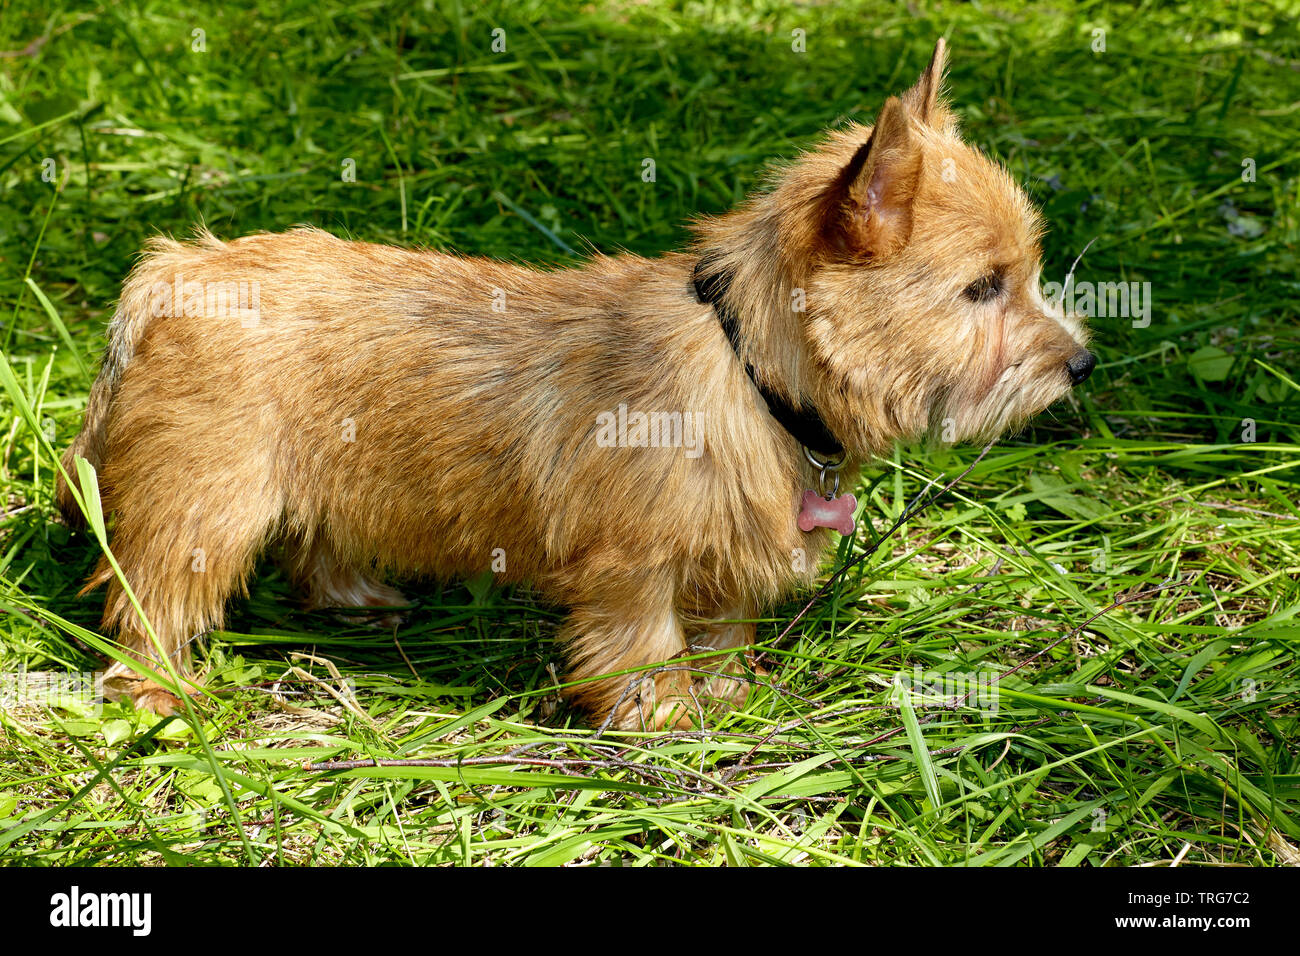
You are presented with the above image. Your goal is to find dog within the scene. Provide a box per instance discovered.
[56,39,1093,729]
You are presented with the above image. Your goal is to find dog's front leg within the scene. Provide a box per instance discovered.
[560,573,705,730]
[686,603,764,714]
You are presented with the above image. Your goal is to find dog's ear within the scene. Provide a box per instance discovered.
[819,96,922,261]
[901,38,957,133]
[902,38,947,122]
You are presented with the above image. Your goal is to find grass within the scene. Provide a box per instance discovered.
[0,0,1298,866]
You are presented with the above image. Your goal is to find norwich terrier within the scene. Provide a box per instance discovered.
[56,39,1093,729]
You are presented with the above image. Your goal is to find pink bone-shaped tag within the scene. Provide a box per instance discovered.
[797,490,857,535]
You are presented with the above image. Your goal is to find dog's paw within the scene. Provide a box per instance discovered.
[614,666,758,731]
[132,683,184,716]
[316,580,412,630]
[103,665,205,717]
[103,669,204,716]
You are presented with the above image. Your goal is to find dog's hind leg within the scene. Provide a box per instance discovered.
[94,453,285,715]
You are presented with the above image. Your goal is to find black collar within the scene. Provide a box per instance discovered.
[692,259,845,460]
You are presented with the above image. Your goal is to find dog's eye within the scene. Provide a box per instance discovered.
[963,271,1003,303]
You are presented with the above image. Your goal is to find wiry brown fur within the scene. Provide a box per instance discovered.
[56,41,1091,728]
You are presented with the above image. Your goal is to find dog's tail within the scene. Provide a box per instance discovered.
[56,233,206,526]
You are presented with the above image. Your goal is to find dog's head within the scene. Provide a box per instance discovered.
[698,39,1093,458]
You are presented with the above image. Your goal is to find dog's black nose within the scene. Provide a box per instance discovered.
[1066,351,1096,386]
